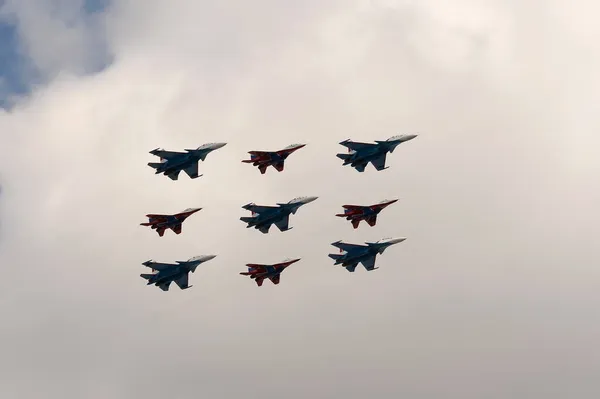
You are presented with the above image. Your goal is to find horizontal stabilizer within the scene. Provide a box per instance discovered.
[147,162,163,169]
[328,254,343,260]
[140,273,154,280]
[336,153,351,160]
[240,216,255,223]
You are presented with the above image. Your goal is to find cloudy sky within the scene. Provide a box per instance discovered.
[0,1,599,398]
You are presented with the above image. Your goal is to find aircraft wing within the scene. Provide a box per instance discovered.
[245,264,268,273]
[274,215,290,232]
[243,204,279,214]
[269,274,281,284]
[166,170,181,180]
[150,149,183,159]
[171,223,182,234]
[339,140,376,151]
[145,214,167,220]
[174,273,189,289]
[360,255,377,271]
[158,281,171,291]
[331,241,367,252]
[341,205,365,211]
[183,162,200,179]
[248,150,270,157]
[370,153,388,171]
[142,261,174,271]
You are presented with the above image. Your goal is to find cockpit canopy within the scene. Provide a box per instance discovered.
[198,143,218,149]
[288,196,308,203]
[387,135,403,141]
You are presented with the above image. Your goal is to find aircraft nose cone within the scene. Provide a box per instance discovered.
[205,255,217,260]
[382,199,399,205]
[405,134,418,141]
[304,196,318,203]
[389,238,407,245]
[214,143,227,149]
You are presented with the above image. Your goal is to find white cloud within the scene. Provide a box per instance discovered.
[0,1,599,398]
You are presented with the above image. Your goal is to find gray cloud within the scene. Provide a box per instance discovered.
[0,1,599,398]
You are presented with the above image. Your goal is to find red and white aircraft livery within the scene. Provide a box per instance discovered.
[239,258,300,286]
[242,144,306,174]
[335,199,398,229]
[140,208,202,237]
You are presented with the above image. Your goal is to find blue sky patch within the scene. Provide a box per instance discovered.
[84,0,110,14]
[0,0,112,109]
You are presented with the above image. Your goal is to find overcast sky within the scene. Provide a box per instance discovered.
[0,1,599,398]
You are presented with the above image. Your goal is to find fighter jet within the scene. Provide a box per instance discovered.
[242,143,306,174]
[140,208,202,236]
[140,255,216,291]
[239,258,300,286]
[240,196,318,234]
[335,199,398,229]
[328,237,406,272]
[147,142,227,180]
[336,134,417,172]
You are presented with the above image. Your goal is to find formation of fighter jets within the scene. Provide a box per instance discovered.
[140,134,417,291]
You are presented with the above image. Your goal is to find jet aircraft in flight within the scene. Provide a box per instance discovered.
[140,255,216,291]
[336,134,417,172]
[242,143,306,174]
[335,199,398,229]
[328,237,406,272]
[239,258,300,286]
[240,196,318,234]
[147,142,227,180]
[140,208,202,236]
